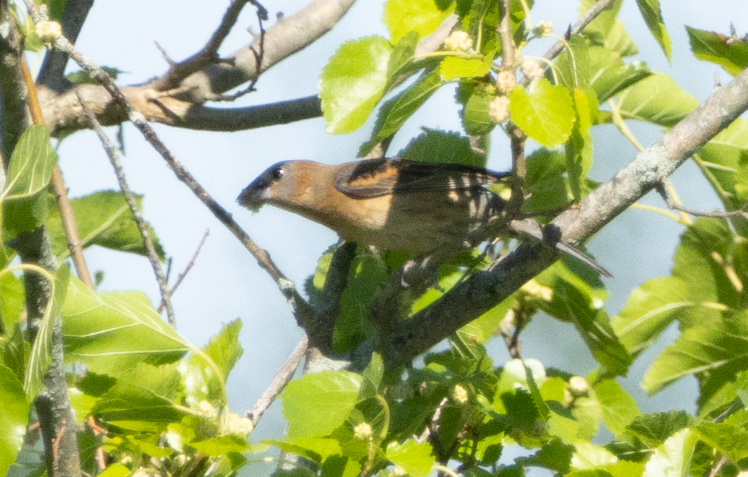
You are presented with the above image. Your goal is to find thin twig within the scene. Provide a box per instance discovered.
[158,229,210,313]
[28,18,315,323]
[655,180,748,220]
[541,0,617,64]
[209,7,266,102]
[19,54,94,289]
[246,335,308,427]
[75,90,176,326]
[154,0,263,91]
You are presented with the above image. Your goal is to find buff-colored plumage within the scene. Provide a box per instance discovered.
[238,157,610,276]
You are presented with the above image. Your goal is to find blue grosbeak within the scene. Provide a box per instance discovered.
[238,157,610,277]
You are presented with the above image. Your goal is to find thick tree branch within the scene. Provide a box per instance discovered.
[38,0,356,135]
[382,66,748,369]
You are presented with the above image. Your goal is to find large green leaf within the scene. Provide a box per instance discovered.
[616,73,698,126]
[62,278,190,376]
[386,440,435,477]
[1,125,58,239]
[587,46,651,103]
[697,119,748,220]
[634,0,671,60]
[399,129,486,167]
[611,277,689,356]
[46,190,165,260]
[580,0,637,57]
[0,364,29,477]
[641,429,697,477]
[92,362,183,432]
[643,311,748,395]
[320,37,392,134]
[384,0,454,43]
[281,370,362,438]
[182,319,242,405]
[687,26,748,76]
[366,69,443,148]
[594,379,641,437]
[695,409,748,464]
[510,78,575,148]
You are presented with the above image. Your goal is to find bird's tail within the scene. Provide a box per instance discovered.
[508,219,612,277]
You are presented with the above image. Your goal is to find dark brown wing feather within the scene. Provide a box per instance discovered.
[334,158,511,198]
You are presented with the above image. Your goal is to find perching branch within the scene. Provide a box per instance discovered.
[382,65,748,369]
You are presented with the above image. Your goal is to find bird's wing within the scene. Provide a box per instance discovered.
[334,158,511,198]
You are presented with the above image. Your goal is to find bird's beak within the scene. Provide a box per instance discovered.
[237,183,269,213]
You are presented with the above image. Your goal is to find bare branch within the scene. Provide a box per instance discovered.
[655,180,748,219]
[38,0,357,135]
[158,229,210,313]
[247,336,308,427]
[151,0,260,91]
[75,90,176,325]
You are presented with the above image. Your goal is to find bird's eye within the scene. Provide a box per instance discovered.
[271,166,285,181]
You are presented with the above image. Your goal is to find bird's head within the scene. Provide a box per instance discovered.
[237,161,292,212]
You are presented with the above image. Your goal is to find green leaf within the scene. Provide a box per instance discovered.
[320,37,392,134]
[616,73,698,127]
[580,0,637,57]
[182,319,243,405]
[1,125,58,239]
[264,437,342,464]
[697,119,748,217]
[571,441,618,470]
[386,440,435,477]
[25,265,69,399]
[334,254,388,352]
[0,273,25,336]
[46,190,165,260]
[565,88,595,200]
[687,26,748,76]
[634,0,671,60]
[62,278,190,376]
[360,352,384,400]
[643,311,748,395]
[611,277,689,355]
[97,464,130,477]
[93,363,184,432]
[440,57,490,80]
[510,78,575,148]
[189,436,250,456]
[368,69,443,145]
[641,429,697,477]
[587,47,651,103]
[399,129,486,167]
[66,66,124,85]
[627,411,691,447]
[594,379,641,436]
[281,371,362,438]
[0,364,29,477]
[695,408,748,464]
[457,82,494,136]
[386,31,420,91]
[523,149,575,213]
[384,0,455,43]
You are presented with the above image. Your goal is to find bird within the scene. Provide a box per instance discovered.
[237,157,610,278]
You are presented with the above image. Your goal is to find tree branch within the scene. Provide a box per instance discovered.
[38,0,357,135]
[382,66,748,368]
